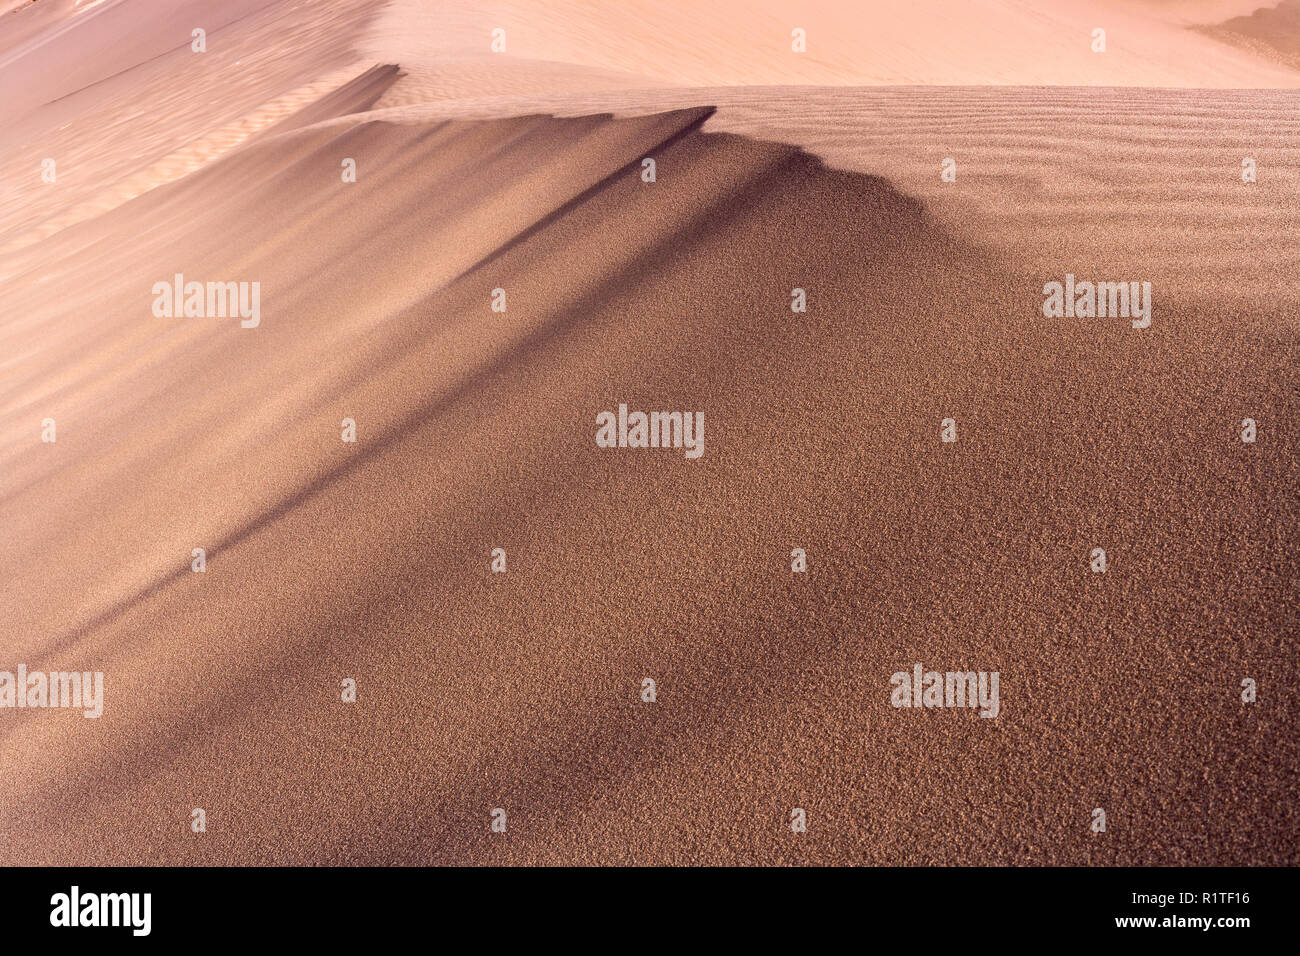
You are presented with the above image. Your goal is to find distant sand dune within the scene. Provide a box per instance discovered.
[366,0,1300,89]
[1199,0,1300,70]
[0,63,394,255]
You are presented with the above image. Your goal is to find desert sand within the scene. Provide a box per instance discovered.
[0,0,1295,865]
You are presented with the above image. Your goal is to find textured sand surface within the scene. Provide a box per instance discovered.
[0,0,1296,865]
[349,85,1300,312]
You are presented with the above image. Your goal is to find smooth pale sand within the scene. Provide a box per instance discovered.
[0,0,1296,865]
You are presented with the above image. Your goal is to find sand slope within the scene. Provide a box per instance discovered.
[1,101,1295,864]
[346,84,1300,314]
[0,0,1296,865]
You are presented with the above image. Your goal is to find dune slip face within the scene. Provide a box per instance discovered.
[0,0,1296,874]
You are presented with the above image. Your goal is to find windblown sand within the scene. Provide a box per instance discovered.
[0,0,1295,865]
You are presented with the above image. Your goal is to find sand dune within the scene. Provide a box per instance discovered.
[0,0,1296,865]
[0,0,377,261]
[367,0,1300,89]
[339,84,1300,314]
[1199,0,1300,69]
